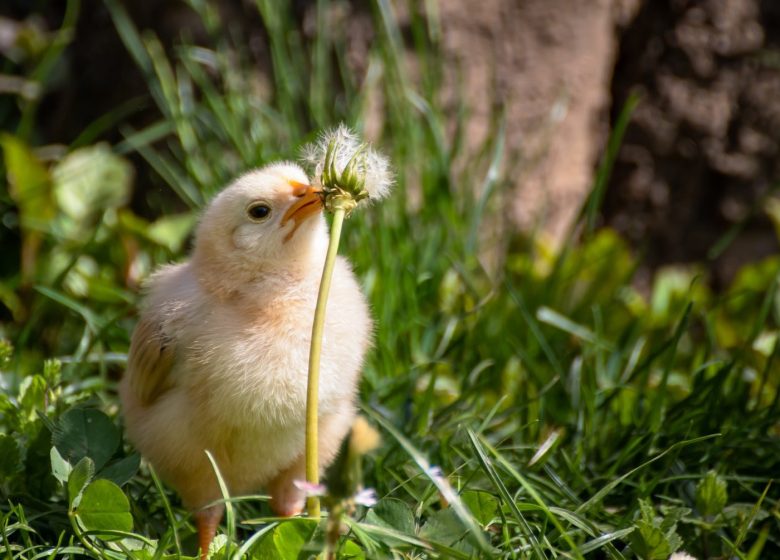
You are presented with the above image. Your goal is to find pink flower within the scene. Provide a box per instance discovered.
[293,480,327,497]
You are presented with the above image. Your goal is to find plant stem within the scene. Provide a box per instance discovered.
[306,205,346,517]
[68,511,109,560]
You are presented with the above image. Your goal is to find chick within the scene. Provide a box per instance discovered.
[119,163,372,558]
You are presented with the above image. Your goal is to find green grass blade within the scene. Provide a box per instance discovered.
[205,450,234,558]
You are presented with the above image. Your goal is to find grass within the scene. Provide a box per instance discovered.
[1,0,779,558]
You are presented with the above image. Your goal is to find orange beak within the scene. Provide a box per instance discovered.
[281,181,323,241]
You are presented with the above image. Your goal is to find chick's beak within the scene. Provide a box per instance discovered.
[281,181,323,241]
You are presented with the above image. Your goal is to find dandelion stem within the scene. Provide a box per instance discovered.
[306,204,346,518]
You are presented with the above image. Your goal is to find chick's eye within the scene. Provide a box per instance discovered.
[247,203,271,221]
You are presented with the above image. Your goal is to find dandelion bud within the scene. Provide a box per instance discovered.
[349,416,381,456]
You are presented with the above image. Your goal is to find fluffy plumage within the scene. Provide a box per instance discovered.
[119,163,371,558]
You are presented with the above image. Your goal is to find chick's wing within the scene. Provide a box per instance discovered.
[127,314,176,405]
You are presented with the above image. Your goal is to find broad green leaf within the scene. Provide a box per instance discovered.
[52,143,133,222]
[461,491,498,527]
[76,478,133,534]
[629,522,672,560]
[421,509,478,554]
[251,519,317,560]
[50,445,72,485]
[696,471,728,517]
[68,457,95,508]
[365,498,415,534]
[338,539,365,559]
[628,499,682,560]
[421,508,464,544]
[99,453,141,487]
[53,408,119,471]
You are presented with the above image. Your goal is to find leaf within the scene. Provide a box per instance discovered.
[338,539,365,559]
[420,509,466,545]
[68,457,95,508]
[628,499,683,560]
[76,479,133,535]
[18,375,47,420]
[147,212,197,252]
[53,408,120,471]
[50,445,72,485]
[0,133,53,227]
[99,453,141,487]
[42,358,62,385]
[365,498,415,534]
[629,521,672,560]
[118,210,197,253]
[52,143,133,222]
[24,424,59,499]
[695,470,728,517]
[460,491,498,527]
[251,519,317,560]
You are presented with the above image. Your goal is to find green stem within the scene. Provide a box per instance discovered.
[68,511,109,560]
[306,205,347,517]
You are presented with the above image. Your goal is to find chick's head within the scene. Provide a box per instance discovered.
[192,163,326,293]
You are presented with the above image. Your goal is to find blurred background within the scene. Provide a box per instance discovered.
[3,0,780,291]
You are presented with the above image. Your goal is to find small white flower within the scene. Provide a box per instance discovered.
[301,124,393,201]
[354,488,378,507]
[668,553,697,560]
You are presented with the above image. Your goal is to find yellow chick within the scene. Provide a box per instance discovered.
[119,163,371,558]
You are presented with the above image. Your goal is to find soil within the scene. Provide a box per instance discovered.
[438,0,619,243]
[605,0,780,286]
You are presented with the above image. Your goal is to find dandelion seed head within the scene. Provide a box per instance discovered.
[301,124,393,202]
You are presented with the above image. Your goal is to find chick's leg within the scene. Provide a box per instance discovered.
[267,460,306,517]
[268,409,355,516]
[194,504,224,560]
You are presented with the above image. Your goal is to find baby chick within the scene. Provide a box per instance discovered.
[119,163,371,558]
